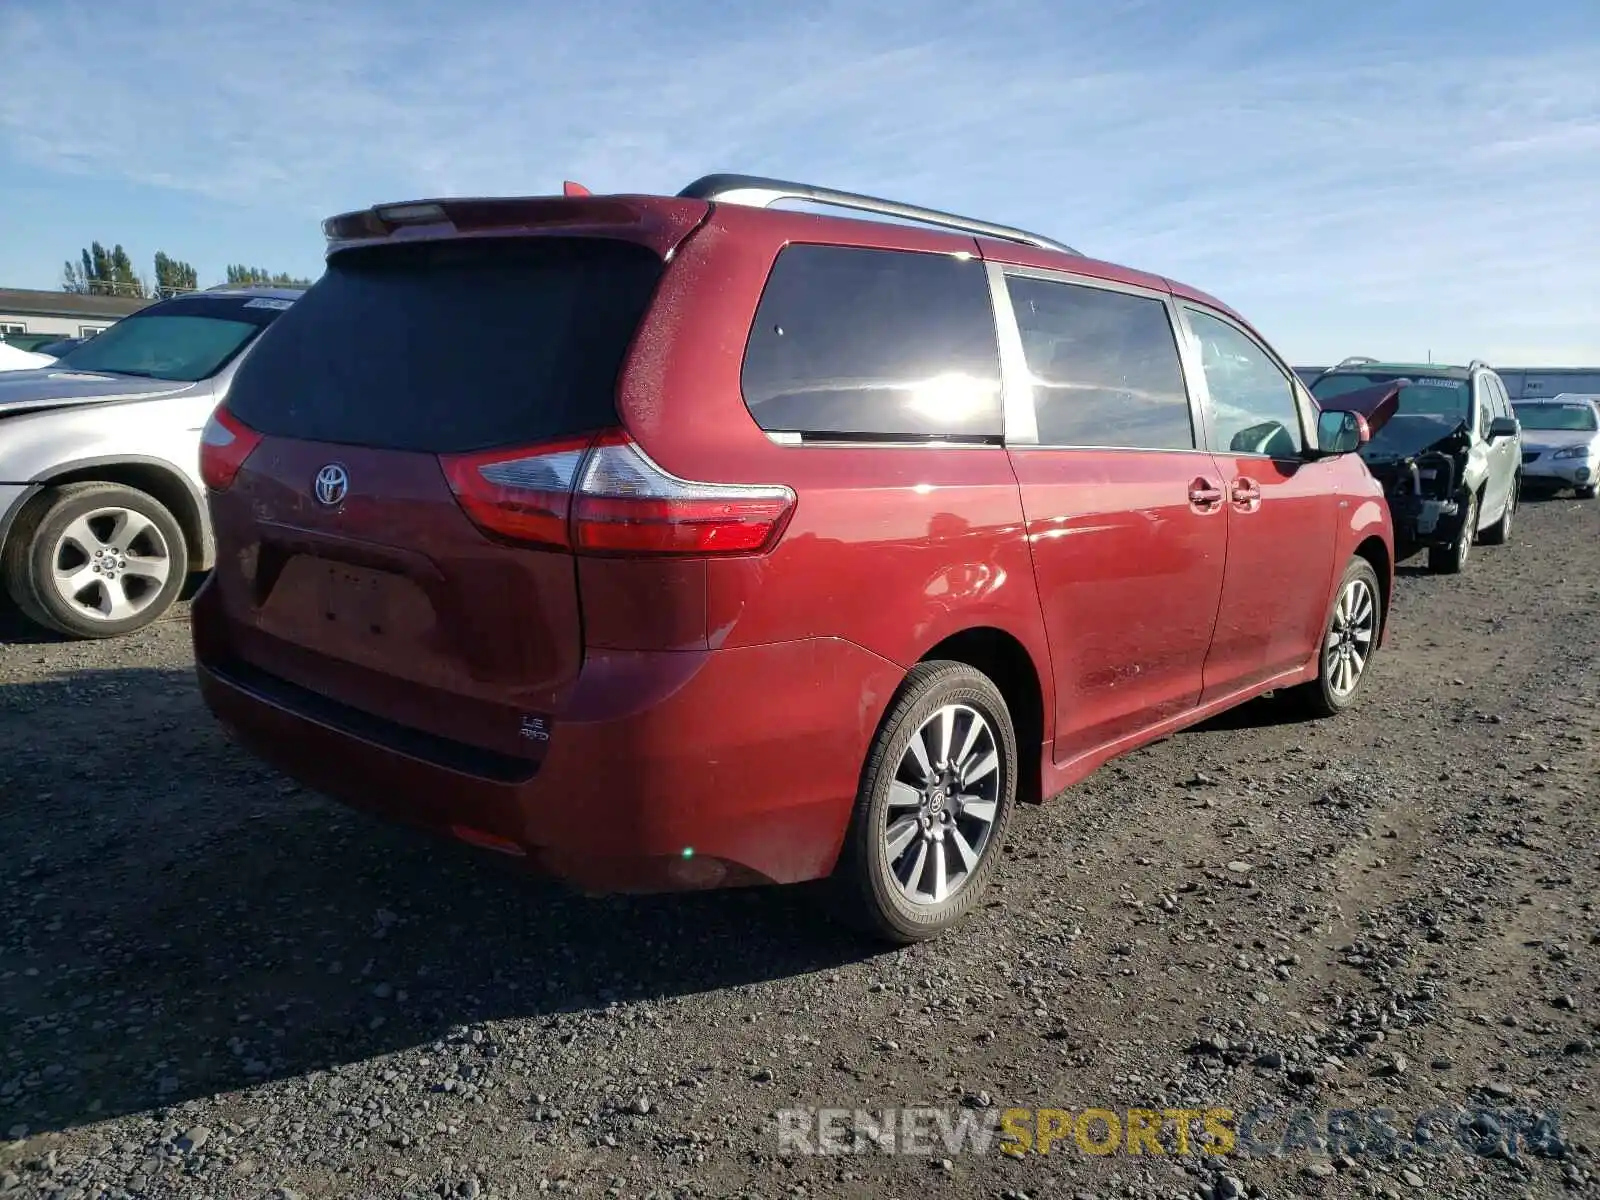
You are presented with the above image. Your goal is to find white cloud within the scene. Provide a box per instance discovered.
[2,0,1596,362]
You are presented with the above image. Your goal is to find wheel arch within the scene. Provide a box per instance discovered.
[1352,534,1391,637]
[918,625,1047,805]
[13,456,211,572]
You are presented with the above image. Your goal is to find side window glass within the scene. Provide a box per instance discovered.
[1005,275,1193,450]
[1476,382,1492,437]
[1185,309,1304,457]
[741,245,1002,439]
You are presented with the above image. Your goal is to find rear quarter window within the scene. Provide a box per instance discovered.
[740,244,1002,440]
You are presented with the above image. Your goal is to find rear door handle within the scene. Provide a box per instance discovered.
[1189,478,1224,511]
[1231,477,1262,511]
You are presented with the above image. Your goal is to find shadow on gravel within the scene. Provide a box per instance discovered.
[1184,692,1314,733]
[0,667,876,1139]
[0,601,65,645]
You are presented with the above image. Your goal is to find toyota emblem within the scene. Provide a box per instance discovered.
[313,463,349,508]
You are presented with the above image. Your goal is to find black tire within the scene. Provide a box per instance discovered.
[1480,479,1516,545]
[825,660,1018,944]
[1,482,188,639]
[1427,490,1478,575]
[1285,556,1383,719]
[1577,485,1597,500]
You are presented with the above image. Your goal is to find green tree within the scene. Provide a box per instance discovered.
[153,252,199,296]
[226,264,313,288]
[62,241,146,297]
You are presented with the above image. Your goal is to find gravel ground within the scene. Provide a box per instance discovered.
[2,496,1597,1200]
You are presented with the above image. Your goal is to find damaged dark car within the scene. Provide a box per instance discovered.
[1310,358,1522,574]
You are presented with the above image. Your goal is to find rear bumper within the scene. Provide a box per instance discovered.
[192,582,904,893]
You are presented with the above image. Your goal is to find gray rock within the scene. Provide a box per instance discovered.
[175,1125,211,1154]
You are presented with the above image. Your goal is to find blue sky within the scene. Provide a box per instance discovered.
[2,0,1597,365]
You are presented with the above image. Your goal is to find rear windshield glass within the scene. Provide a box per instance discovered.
[57,296,283,382]
[226,238,664,454]
[1514,402,1598,432]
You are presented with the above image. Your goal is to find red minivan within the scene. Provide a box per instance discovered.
[193,174,1393,943]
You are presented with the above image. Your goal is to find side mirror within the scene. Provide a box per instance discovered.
[1488,416,1518,441]
[1314,408,1368,455]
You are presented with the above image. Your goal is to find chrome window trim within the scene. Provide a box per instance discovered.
[989,263,1203,453]
[1175,301,1311,461]
[984,261,1037,444]
[761,430,1002,450]
[1017,444,1217,456]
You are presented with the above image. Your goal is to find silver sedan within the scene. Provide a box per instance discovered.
[1515,395,1600,499]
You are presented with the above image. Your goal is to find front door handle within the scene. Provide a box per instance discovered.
[1231,477,1262,512]
[1189,478,1224,511]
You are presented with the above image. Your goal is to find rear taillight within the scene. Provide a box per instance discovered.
[440,430,796,557]
[439,435,591,550]
[199,406,264,491]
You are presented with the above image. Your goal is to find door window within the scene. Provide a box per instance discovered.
[1004,275,1193,449]
[1185,309,1304,458]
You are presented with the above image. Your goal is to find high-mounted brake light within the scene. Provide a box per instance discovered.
[440,431,796,557]
[374,201,448,224]
[199,406,264,491]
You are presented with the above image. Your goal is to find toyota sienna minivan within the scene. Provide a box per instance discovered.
[192,173,1394,943]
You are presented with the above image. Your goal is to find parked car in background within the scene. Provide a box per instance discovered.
[1309,357,1521,573]
[0,287,301,638]
[33,336,87,358]
[193,173,1393,943]
[1514,394,1600,498]
[0,342,56,371]
[2,331,71,355]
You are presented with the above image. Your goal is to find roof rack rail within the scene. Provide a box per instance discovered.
[1466,358,1491,374]
[1309,356,1378,383]
[677,173,1079,255]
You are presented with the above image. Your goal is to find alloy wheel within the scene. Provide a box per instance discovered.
[1324,575,1377,698]
[48,506,173,624]
[882,703,1002,906]
[1456,493,1477,569]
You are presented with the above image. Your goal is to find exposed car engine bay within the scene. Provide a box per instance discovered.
[1359,418,1474,549]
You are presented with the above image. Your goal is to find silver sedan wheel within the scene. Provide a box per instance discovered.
[882,703,1002,906]
[48,506,173,623]
[1324,575,1377,698]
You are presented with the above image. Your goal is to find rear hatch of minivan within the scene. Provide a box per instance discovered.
[200,219,698,774]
